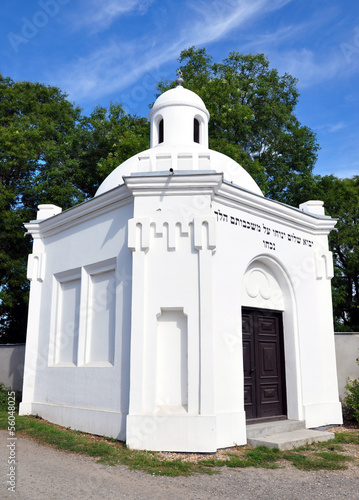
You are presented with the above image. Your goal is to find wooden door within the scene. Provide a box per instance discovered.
[242,308,287,420]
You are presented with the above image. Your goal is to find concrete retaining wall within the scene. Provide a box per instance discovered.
[0,344,25,392]
[334,333,359,400]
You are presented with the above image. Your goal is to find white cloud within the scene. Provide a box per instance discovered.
[75,0,153,32]
[235,7,359,88]
[244,5,339,50]
[270,48,348,87]
[315,121,347,134]
[52,38,183,104]
[241,22,318,53]
[53,0,294,104]
[187,0,293,46]
[328,122,346,133]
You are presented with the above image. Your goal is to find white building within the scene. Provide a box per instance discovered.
[20,78,342,452]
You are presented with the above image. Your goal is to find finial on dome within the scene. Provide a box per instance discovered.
[175,69,184,86]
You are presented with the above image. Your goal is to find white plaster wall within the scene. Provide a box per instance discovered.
[20,172,342,450]
[126,179,342,451]
[136,219,200,415]
[19,72,343,452]
[211,199,342,429]
[20,201,134,440]
[335,333,359,399]
[126,188,217,451]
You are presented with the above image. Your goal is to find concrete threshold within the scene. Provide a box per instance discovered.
[246,419,334,450]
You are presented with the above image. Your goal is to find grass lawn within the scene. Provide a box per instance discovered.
[1,384,358,476]
[1,410,358,476]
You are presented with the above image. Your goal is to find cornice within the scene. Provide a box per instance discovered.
[124,172,336,235]
[24,172,336,240]
[214,181,337,235]
[123,171,223,197]
[24,184,133,239]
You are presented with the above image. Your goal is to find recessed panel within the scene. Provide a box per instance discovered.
[242,314,251,334]
[260,384,280,403]
[57,278,80,364]
[87,269,116,364]
[156,309,188,408]
[259,343,278,376]
[258,316,277,335]
[242,341,253,377]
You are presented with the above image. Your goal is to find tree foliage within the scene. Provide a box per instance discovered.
[157,47,319,204]
[0,75,83,342]
[72,104,149,198]
[0,75,149,342]
[310,175,359,331]
[0,49,357,342]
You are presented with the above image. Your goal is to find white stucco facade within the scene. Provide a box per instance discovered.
[20,83,342,452]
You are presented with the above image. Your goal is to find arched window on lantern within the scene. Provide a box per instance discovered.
[158,118,164,144]
[194,118,200,144]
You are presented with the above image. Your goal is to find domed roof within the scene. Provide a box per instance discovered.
[95,83,263,197]
[149,85,210,119]
[95,144,263,197]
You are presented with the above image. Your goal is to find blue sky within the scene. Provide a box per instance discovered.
[1,0,358,178]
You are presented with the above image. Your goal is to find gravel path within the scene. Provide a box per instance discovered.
[1,430,358,499]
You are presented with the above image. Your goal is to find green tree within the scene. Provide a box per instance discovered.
[1,52,356,341]
[157,49,359,330]
[0,75,84,342]
[73,103,149,198]
[0,75,149,342]
[157,47,319,204]
[312,175,359,331]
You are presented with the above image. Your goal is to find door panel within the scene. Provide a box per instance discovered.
[242,312,256,419]
[242,308,286,420]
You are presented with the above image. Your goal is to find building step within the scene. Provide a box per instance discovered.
[247,428,334,451]
[246,419,306,439]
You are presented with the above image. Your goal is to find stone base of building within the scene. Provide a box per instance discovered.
[303,402,343,428]
[18,401,343,450]
[126,411,247,452]
[18,402,126,440]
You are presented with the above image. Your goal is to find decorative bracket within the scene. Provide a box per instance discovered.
[315,251,334,280]
[194,216,216,250]
[27,253,45,282]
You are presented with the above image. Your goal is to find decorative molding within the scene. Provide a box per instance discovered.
[214,182,337,236]
[153,216,190,251]
[128,218,150,252]
[245,269,271,300]
[48,267,82,367]
[124,172,222,198]
[315,251,334,280]
[24,184,132,239]
[299,200,325,216]
[194,216,216,250]
[242,262,284,310]
[129,214,215,252]
[24,173,337,244]
[27,253,45,282]
[36,204,62,221]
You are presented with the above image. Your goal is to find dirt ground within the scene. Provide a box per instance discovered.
[1,429,359,500]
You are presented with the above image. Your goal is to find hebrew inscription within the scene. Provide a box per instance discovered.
[213,209,314,251]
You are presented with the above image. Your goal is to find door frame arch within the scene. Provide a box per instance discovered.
[241,254,303,421]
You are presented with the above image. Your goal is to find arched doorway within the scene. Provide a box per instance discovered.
[241,257,302,422]
[242,307,287,420]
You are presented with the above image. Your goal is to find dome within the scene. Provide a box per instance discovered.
[95,84,263,197]
[149,86,210,120]
[95,144,263,197]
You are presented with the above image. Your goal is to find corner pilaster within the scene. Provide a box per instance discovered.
[194,216,216,415]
